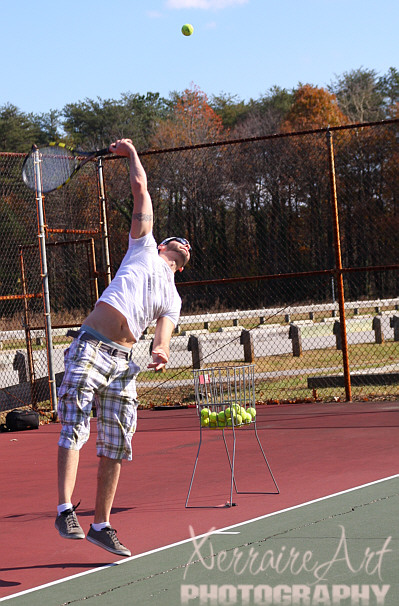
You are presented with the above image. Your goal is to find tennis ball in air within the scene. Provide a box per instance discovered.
[181,23,194,36]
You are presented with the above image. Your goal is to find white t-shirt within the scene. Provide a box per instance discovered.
[96,232,182,342]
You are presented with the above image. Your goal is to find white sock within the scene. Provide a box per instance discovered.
[57,502,73,515]
[91,522,111,532]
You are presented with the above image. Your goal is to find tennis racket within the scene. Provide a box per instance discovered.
[22,142,110,193]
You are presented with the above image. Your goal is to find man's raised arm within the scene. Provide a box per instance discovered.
[109,139,153,239]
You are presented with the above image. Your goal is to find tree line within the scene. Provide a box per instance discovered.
[1,67,398,315]
[1,67,398,153]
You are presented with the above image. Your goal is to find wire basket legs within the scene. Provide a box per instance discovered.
[185,365,279,508]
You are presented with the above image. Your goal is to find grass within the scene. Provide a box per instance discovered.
[1,330,398,414]
[135,341,399,408]
[138,367,194,382]
[0,336,72,351]
[177,307,392,334]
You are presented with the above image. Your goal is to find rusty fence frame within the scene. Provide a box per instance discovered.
[1,119,398,416]
[163,122,399,403]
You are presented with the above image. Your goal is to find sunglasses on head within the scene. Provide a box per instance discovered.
[160,237,192,253]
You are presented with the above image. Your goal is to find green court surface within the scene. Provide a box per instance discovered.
[3,475,398,606]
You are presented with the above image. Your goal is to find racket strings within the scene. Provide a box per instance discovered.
[23,146,78,193]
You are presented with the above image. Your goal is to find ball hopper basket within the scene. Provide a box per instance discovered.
[185,365,279,508]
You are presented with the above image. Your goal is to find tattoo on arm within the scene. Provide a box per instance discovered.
[132,212,153,223]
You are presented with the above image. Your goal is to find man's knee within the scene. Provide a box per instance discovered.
[58,422,90,450]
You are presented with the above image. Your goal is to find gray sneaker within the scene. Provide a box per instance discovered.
[55,503,85,539]
[86,525,131,557]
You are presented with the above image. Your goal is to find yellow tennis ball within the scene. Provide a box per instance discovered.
[209,411,217,424]
[218,410,226,423]
[181,23,194,36]
[201,417,210,428]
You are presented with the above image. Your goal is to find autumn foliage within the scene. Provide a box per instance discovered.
[151,85,225,148]
[282,84,348,131]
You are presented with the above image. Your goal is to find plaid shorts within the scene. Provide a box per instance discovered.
[57,335,140,460]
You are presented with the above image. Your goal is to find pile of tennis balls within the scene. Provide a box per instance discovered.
[200,404,256,428]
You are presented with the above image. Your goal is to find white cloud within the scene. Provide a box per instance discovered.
[166,0,248,9]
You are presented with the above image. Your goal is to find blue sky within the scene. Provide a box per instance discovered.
[1,0,398,115]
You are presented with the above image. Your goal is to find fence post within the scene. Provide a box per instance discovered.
[240,330,254,363]
[333,320,342,350]
[188,335,203,369]
[13,351,27,383]
[288,323,302,357]
[327,129,351,401]
[390,315,399,341]
[33,148,58,414]
[372,316,384,344]
[97,157,112,287]
[20,246,38,407]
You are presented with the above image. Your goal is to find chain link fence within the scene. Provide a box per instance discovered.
[1,120,398,421]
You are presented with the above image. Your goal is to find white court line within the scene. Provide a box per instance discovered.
[1,473,398,603]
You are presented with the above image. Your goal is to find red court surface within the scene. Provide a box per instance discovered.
[1,400,398,599]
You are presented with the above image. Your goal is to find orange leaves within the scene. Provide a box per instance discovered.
[151,85,225,148]
[282,84,348,132]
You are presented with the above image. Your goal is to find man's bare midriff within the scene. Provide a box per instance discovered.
[83,302,136,347]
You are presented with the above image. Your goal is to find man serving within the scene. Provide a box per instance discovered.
[55,139,191,556]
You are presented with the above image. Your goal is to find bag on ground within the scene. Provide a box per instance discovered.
[6,409,40,431]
